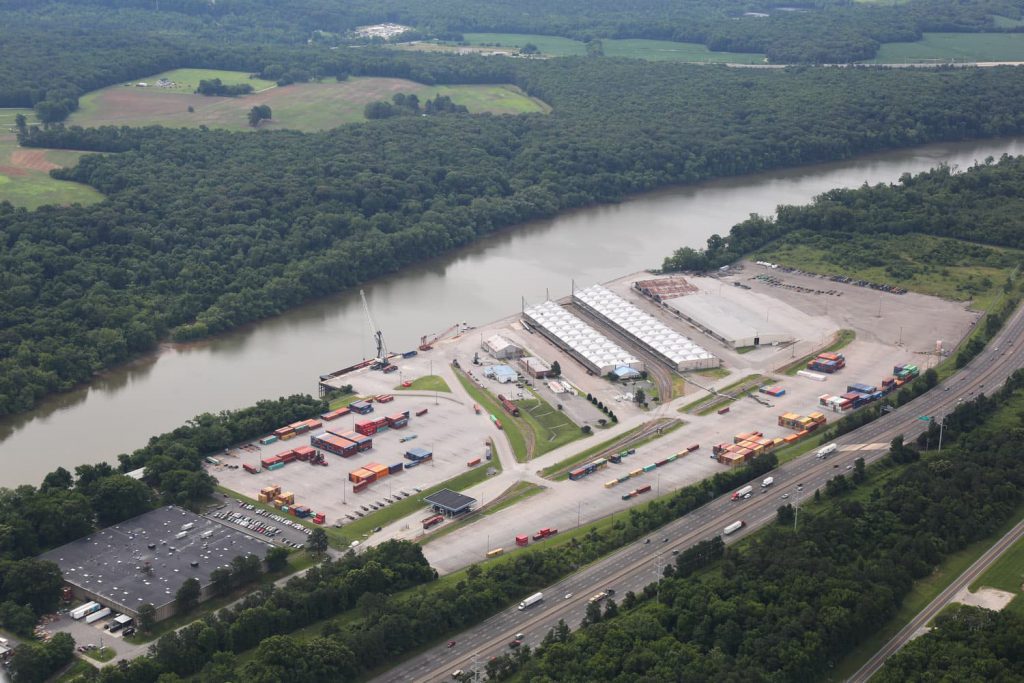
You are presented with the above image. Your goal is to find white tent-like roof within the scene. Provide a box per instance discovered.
[523,301,642,374]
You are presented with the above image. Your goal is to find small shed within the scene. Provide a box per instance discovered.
[613,366,642,380]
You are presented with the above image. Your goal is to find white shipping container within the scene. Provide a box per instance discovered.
[70,601,100,620]
[85,607,111,624]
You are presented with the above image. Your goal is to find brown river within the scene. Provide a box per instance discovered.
[1,137,1022,486]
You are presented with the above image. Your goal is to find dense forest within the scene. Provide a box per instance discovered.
[663,153,1024,273]
[480,373,1024,681]
[5,64,1024,417]
[1,0,1022,116]
[876,605,1024,681]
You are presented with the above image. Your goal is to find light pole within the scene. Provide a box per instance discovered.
[577,501,582,528]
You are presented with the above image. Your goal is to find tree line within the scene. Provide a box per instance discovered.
[663,154,1024,274]
[8,62,1024,417]
[483,373,1024,681]
[364,92,469,119]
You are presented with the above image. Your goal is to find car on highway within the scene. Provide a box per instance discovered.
[451,670,463,679]
[515,633,525,641]
[564,593,573,599]
[447,640,456,648]
[781,493,790,499]
[508,639,521,648]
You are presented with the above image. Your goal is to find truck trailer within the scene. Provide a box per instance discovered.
[85,607,112,624]
[518,592,543,610]
[730,485,753,501]
[724,520,745,535]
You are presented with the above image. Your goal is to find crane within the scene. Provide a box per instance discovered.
[360,289,390,369]
[419,322,466,351]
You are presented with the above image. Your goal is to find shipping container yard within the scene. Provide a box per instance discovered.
[207,265,978,575]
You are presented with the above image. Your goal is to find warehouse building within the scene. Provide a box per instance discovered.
[39,506,272,622]
[482,334,522,360]
[483,364,518,383]
[523,301,643,376]
[519,356,553,378]
[572,285,719,371]
[663,292,792,348]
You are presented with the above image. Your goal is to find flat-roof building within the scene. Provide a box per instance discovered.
[39,506,272,622]
[572,285,719,371]
[519,356,553,378]
[424,489,476,517]
[663,292,792,348]
[523,301,643,376]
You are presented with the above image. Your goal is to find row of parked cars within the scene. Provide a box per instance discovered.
[246,503,314,547]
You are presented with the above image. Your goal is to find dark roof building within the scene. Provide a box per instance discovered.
[424,489,476,517]
[39,506,272,622]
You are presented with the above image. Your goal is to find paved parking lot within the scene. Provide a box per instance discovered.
[206,500,311,548]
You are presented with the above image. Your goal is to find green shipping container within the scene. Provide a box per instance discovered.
[618,475,631,483]
[267,462,285,470]
[642,464,656,472]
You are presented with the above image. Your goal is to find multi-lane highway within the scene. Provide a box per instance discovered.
[375,301,1024,683]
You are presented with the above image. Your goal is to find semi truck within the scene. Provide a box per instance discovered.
[518,592,543,610]
[724,520,745,535]
[816,443,837,459]
[730,485,753,501]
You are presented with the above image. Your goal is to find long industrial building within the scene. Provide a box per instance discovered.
[572,285,719,371]
[40,506,272,622]
[523,300,643,375]
[663,292,792,348]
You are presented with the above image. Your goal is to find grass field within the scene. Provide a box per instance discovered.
[83,646,116,663]
[754,233,1019,304]
[404,33,766,63]
[516,388,587,458]
[0,111,105,209]
[869,32,1024,63]
[455,370,529,462]
[396,375,450,392]
[69,69,549,132]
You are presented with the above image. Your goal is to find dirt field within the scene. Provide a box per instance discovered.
[10,148,60,172]
[956,586,1016,611]
[70,74,549,133]
[0,130,104,209]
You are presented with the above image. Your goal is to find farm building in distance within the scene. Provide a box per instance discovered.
[572,284,719,371]
[662,292,792,348]
[523,300,643,376]
[39,506,272,622]
[482,334,523,360]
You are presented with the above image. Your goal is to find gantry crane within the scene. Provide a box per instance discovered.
[360,289,390,369]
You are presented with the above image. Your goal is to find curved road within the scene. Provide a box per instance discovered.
[375,300,1024,683]
[851,517,1024,682]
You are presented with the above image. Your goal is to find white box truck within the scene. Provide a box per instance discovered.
[761,477,774,488]
[70,601,100,620]
[724,520,745,535]
[816,443,837,459]
[518,592,543,610]
[85,607,112,624]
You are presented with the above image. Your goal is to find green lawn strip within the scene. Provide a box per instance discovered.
[679,373,769,413]
[670,374,689,399]
[969,533,1024,593]
[420,481,547,546]
[552,419,683,481]
[335,445,503,544]
[395,375,450,392]
[455,33,764,63]
[327,393,365,410]
[83,646,116,663]
[516,387,587,457]
[828,501,1024,681]
[454,369,528,462]
[540,425,647,478]
[54,659,98,682]
[781,330,856,376]
[124,549,316,644]
[694,367,730,381]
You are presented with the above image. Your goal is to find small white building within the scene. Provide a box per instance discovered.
[482,334,522,360]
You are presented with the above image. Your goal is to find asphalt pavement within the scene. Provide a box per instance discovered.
[374,300,1024,682]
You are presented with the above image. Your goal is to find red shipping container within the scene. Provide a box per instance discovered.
[353,481,369,493]
[515,534,529,547]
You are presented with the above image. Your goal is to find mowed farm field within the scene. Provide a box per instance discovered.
[400,33,766,63]
[868,33,1024,63]
[0,109,104,209]
[68,68,549,132]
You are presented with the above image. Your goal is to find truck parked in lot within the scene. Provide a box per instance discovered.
[731,485,753,501]
[85,607,112,624]
[70,602,101,620]
[761,476,774,488]
[518,592,543,610]
[532,527,558,541]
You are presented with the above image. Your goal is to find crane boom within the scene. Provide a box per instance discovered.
[360,289,389,364]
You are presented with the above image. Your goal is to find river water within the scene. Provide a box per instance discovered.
[2,137,1022,486]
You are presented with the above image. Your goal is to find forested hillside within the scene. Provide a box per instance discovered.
[876,605,1024,681]
[481,374,1024,681]
[5,64,1024,417]
[664,153,1024,273]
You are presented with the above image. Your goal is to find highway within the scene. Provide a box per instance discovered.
[374,300,1024,683]
[850,517,1024,682]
